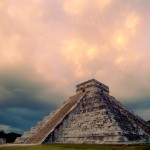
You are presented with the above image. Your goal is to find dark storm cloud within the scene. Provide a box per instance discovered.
[0,107,55,132]
[0,67,66,132]
[124,99,150,110]
[122,98,150,121]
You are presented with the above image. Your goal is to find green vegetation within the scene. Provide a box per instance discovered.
[0,144,150,150]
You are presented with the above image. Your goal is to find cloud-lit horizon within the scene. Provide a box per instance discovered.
[0,0,150,133]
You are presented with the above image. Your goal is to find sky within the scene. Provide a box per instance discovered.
[0,0,150,133]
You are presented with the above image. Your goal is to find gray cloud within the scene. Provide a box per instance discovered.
[0,67,66,132]
[124,98,150,121]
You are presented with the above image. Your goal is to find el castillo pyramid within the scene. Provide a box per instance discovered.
[15,79,150,144]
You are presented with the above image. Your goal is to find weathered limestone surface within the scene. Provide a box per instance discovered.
[76,79,109,94]
[44,91,150,144]
[15,79,150,144]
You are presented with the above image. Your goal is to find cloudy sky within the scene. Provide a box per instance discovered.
[0,0,150,133]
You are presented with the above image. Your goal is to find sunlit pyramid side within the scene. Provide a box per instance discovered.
[15,79,150,144]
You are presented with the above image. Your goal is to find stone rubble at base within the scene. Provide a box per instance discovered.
[0,138,6,144]
[15,79,150,144]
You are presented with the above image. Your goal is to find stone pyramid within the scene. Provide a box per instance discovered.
[15,79,150,144]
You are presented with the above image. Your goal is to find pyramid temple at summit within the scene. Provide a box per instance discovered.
[15,79,150,144]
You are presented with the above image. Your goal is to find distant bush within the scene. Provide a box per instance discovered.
[0,130,21,143]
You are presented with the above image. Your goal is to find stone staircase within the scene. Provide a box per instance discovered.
[15,110,57,143]
[15,92,86,144]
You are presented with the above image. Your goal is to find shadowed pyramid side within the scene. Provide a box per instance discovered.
[105,95,150,142]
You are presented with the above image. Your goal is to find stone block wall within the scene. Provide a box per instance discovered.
[44,91,150,144]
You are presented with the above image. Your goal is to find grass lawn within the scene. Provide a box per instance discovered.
[0,144,150,150]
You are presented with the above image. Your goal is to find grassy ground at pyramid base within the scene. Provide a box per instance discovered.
[0,144,150,150]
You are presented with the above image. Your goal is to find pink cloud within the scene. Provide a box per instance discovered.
[0,0,150,103]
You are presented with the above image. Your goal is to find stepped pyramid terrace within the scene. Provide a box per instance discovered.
[15,79,150,144]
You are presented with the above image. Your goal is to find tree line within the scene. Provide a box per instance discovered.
[0,130,21,143]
